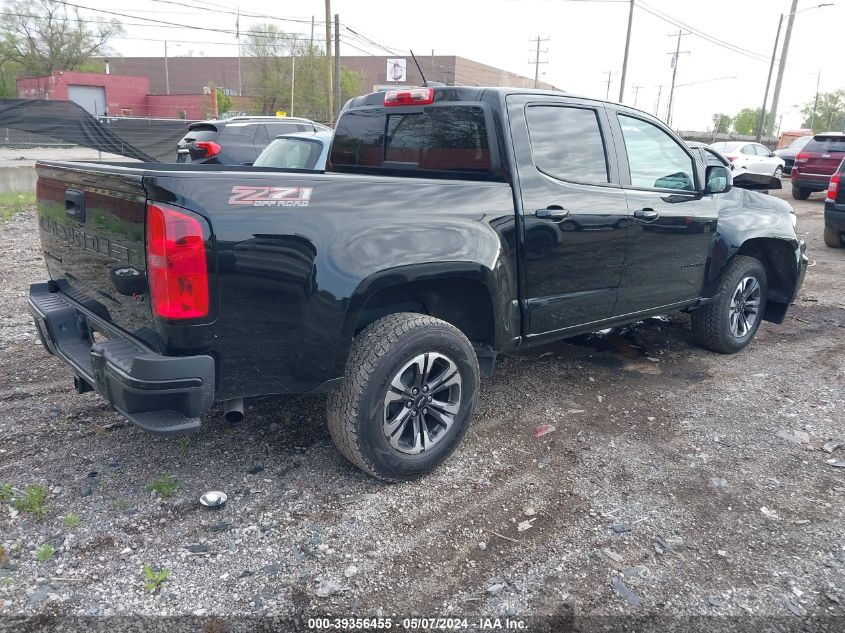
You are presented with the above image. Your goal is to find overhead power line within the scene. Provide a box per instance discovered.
[637,1,773,63]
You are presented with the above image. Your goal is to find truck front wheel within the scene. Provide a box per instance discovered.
[691,255,768,354]
[326,313,479,481]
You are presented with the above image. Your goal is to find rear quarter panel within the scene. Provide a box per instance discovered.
[144,171,518,399]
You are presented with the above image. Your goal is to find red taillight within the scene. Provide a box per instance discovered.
[795,153,809,163]
[192,141,221,157]
[384,87,435,106]
[726,156,736,162]
[828,172,841,200]
[145,202,209,319]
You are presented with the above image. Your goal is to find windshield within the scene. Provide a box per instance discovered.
[788,136,811,150]
[710,142,741,153]
[254,138,323,169]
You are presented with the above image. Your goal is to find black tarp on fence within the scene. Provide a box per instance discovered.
[0,99,192,162]
[96,116,196,161]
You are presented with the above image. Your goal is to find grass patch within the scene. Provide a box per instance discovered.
[62,514,81,529]
[0,483,12,503]
[115,499,132,511]
[146,473,178,498]
[0,191,35,222]
[142,564,170,593]
[14,485,48,521]
[34,544,56,562]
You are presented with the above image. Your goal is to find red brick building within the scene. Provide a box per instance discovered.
[15,71,214,119]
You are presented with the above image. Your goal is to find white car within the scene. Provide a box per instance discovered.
[709,141,785,178]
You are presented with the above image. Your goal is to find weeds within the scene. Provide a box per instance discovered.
[0,483,12,502]
[62,514,81,529]
[115,499,132,511]
[177,437,191,455]
[34,544,56,562]
[14,485,48,521]
[142,564,170,593]
[146,473,178,498]
[0,192,35,222]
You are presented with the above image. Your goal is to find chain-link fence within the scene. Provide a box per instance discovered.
[0,127,75,149]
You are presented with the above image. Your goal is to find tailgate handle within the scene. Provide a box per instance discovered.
[65,189,86,223]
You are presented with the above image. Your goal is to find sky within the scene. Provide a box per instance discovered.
[73,0,844,132]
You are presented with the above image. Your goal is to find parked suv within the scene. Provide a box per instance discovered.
[824,157,845,247]
[791,133,845,200]
[176,116,329,164]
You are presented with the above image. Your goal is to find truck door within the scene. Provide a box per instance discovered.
[506,95,628,336]
[608,108,718,314]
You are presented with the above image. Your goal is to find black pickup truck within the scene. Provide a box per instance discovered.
[28,87,807,481]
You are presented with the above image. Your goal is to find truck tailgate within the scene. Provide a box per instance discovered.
[35,162,157,347]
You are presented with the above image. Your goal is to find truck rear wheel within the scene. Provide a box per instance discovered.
[824,225,842,248]
[691,255,768,354]
[326,313,479,481]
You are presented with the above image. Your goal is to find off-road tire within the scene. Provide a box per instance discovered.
[326,313,479,481]
[691,255,768,354]
[824,225,842,248]
[792,187,811,200]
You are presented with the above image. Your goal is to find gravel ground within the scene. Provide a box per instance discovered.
[0,185,843,630]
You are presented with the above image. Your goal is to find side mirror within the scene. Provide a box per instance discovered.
[705,165,733,194]
[768,151,776,157]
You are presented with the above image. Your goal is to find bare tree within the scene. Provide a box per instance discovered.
[1,0,123,76]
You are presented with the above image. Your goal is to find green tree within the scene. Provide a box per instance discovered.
[732,107,762,136]
[0,0,123,77]
[711,113,733,134]
[215,87,233,114]
[801,89,845,133]
[244,23,295,115]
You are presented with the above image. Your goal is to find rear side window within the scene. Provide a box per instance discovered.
[265,122,305,136]
[805,137,845,153]
[525,105,608,183]
[331,106,492,175]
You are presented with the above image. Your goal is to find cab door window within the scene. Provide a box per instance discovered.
[618,114,696,191]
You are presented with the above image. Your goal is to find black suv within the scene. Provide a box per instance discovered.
[176,116,329,164]
[824,157,845,248]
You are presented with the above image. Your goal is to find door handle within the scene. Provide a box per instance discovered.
[535,206,570,222]
[65,189,86,223]
[633,208,659,222]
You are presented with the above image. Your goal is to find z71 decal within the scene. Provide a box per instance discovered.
[228,186,313,207]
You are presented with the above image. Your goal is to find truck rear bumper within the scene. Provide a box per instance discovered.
[28,282,215,435]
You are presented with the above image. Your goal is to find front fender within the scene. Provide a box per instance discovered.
[702,188,802,299]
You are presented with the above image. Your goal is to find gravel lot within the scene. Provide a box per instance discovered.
[0,185,843,630]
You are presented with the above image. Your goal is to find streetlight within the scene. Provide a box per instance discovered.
[755,3,832,142]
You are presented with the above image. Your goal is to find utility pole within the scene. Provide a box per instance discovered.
[236,7,242,97]
[810,70,821,131]
[309,16,315,51]
[618,0,635,102]
[603,71,613,100]
[529,36,549,89]
[164,41,170,95]
[768,0,799,136]
[632,84,642,108]
[290,36,296,117]
[654,84,663,118]
[325,0,333,124]
[665,31,689,128]
[334,13,341,124]
[755,13,783,142]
